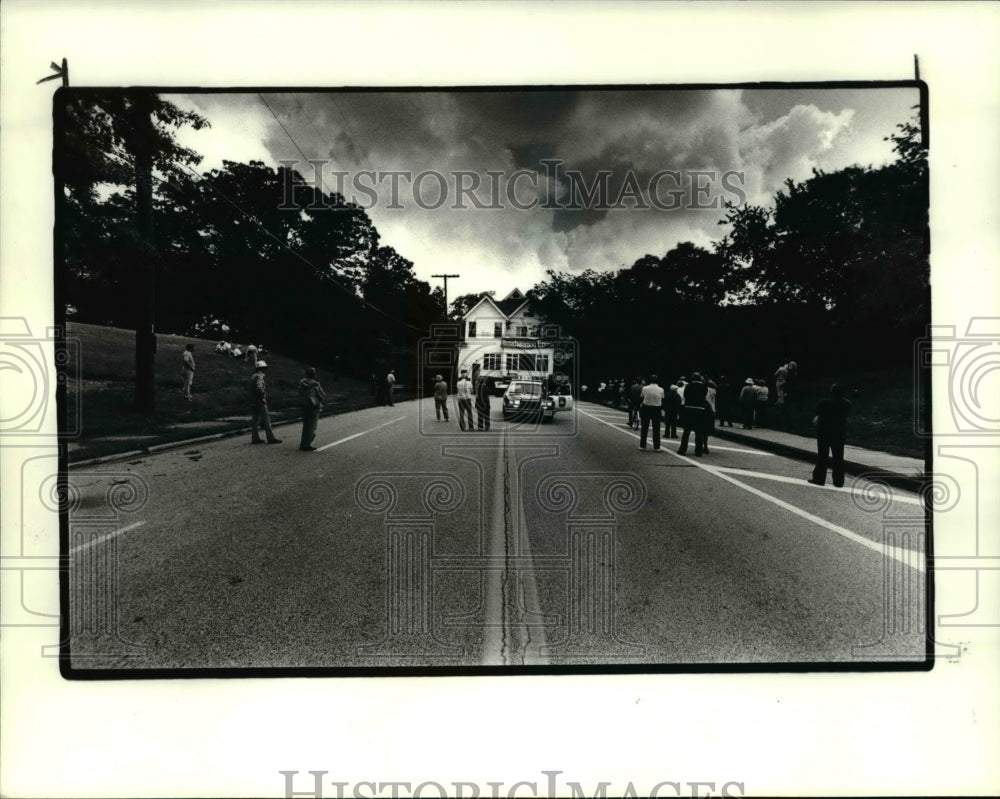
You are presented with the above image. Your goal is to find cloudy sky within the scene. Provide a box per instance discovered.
[168,86,919,300]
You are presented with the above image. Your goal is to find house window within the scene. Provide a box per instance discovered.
[505,353,519,371]
[483,353,502,370]
[468,321,477,338]
[529,325,539,336]
[494,322,502,338]
[515,326,528,337]
[535,354,550,372]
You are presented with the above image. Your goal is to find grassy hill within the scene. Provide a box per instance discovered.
[65,323,382,461]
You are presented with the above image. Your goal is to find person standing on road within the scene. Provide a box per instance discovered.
[703,378,717,454]
[785,357,798,401]
[249,361,281,445]
[754,378,770,427]
[433,374,450,421]
[628,377,644,427]
[637,374,665,451]
[475,376,492,431]
[677,372,709,456]
[809,383,852,487]
[386,369,396,406]
[739,378,756,428]
[456,370,474,431]
[663,383,682,439]
[297,366,325,451]
[181,343,196,400]
[716,375,735,427]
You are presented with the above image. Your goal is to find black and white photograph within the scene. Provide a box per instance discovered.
[2,3,998,798]
[58,83,930,673]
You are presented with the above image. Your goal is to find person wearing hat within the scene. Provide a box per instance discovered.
[739,377,757,429]
[297,366,325,450]
[455,369,474,430]
[249,360,281,445]
[432,373,450,422]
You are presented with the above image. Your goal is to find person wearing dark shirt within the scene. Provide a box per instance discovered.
[433,374,450,422]
[677,372,709,456]
[298,367,325,451]
[628,378,643,427]
[662,383,682,439]
[716,375,735,427]
[475,376,492,431]
[809,384,852,487]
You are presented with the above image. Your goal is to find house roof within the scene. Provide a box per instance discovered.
[464,288,530,320]
[495,295,529,317]
[464,293,504,319]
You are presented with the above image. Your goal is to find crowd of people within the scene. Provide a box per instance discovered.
[599,360,850,485]
[178,346,851,482]
[430,370,494,431]
[598,359,798,436]
[214,340,267,365]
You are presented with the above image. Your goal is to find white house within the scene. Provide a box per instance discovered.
[457,289,562,386]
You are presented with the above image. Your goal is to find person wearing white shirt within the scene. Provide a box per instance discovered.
[638,374,665,451]
[181,344,195,400]
[455,370,474,431]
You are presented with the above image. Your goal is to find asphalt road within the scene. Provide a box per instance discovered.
[67,398,927,671]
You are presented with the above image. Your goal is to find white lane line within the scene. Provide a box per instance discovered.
[315,415,407,451]
[582,413,773,455]
[578,408,924,572]
[70,521,146,555]
[700,466,925,572]
[707,444,774,456]
[711,466,923,506]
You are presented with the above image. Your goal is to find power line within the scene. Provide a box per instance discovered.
[328,95,379,175]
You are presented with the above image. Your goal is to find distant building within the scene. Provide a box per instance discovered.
[457,289,563,387]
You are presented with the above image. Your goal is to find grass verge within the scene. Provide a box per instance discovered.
[64,322,389,462]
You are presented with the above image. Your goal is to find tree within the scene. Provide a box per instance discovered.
[58,91,209,409]
[713,110,928,365]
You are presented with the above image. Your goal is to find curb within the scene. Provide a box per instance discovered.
[591,402,926,494]
[711,426,926,493]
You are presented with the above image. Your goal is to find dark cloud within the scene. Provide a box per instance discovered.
[176,86,919,295]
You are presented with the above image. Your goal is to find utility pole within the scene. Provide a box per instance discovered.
[129,94,158,411]
[431,273,460,318]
